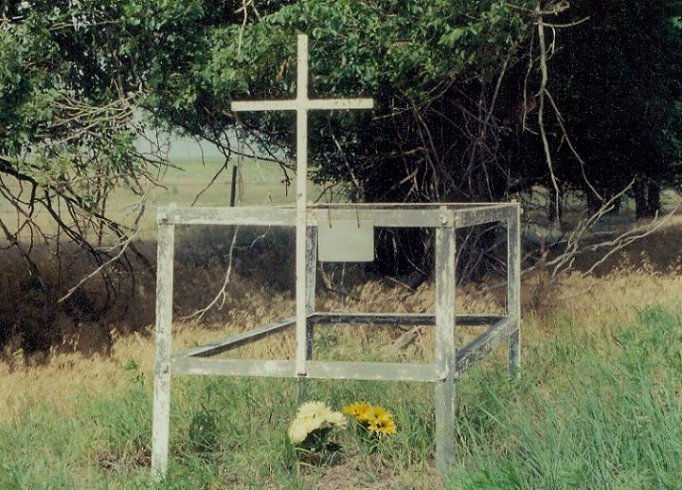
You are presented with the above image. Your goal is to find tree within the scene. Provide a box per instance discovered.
[1,0,544,287]
[0,0,168,352]
[150,0,541,279]
[2,2,148,271]
[0,0,219,353]
[543,0,682,218]
[1,0,679,292]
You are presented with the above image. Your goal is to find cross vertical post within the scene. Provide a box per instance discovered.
[231,34,373,378]
[294,35,310,376]
[298,224,318,400]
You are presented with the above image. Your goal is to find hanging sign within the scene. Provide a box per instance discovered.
[317,218,374,262]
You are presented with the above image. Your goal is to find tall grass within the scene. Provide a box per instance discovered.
[0,266,682,490]
[450,307,682,489]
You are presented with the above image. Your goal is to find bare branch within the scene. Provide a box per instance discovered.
[535,2,562,220]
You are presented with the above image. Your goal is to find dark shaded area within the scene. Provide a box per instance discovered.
[546,1,682,215]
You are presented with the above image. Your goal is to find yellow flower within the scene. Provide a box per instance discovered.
[368,405,391,420]
[343,402,372,423]
[344,402,397,436]
[368,412,397,436]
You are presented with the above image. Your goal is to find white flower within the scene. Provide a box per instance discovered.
[288,417,321,444]
[325,411,347,428]
[296,401,328,419]
[288,401,347,445]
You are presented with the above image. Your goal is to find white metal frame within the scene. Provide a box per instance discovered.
[150,34,521,480]
[151,203,521,479]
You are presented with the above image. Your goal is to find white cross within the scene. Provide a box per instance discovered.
[231,34,374,375]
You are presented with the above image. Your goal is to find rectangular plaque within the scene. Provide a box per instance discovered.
[317,218,374,262]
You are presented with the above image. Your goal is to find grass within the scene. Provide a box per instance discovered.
[450,308,682,489]
[0,158,681,488]
[1,264,681,489]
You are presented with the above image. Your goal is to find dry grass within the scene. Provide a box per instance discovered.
[1,257,680,426]
[0,261,679,488]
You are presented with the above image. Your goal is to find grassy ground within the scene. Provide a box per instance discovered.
[1,262,680,489]
[1,159,681,488]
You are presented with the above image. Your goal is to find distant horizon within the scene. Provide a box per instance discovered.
[135,126,286,164]
[136,131,225,160]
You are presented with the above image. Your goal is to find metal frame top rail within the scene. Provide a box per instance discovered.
[157,203,517,229]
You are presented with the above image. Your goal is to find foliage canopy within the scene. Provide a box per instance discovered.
[0,0,680,283]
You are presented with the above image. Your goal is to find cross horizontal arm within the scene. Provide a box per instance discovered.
[306,98,374,110]
[231,100,298,112]
[231,98,374,113]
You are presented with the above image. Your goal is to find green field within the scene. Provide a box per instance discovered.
[131,156,304,208]
[0,156,323,240]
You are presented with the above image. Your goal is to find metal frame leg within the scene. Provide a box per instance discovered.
[151,223,175,480]
[434,212,456,473]
[507,204,521,379]
[298,225,318,400]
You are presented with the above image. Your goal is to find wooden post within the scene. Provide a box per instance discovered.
[305,225,317,353]
[293,35,310,376]
[434,210,456,473]
[151,222,175,480]
[508,203,521,378]
[229,164,238,207]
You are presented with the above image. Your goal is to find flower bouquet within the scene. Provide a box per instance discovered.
[343,401,397,449]
[288,401,347,464]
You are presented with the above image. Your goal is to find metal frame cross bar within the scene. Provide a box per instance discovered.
[231,34,373,376]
